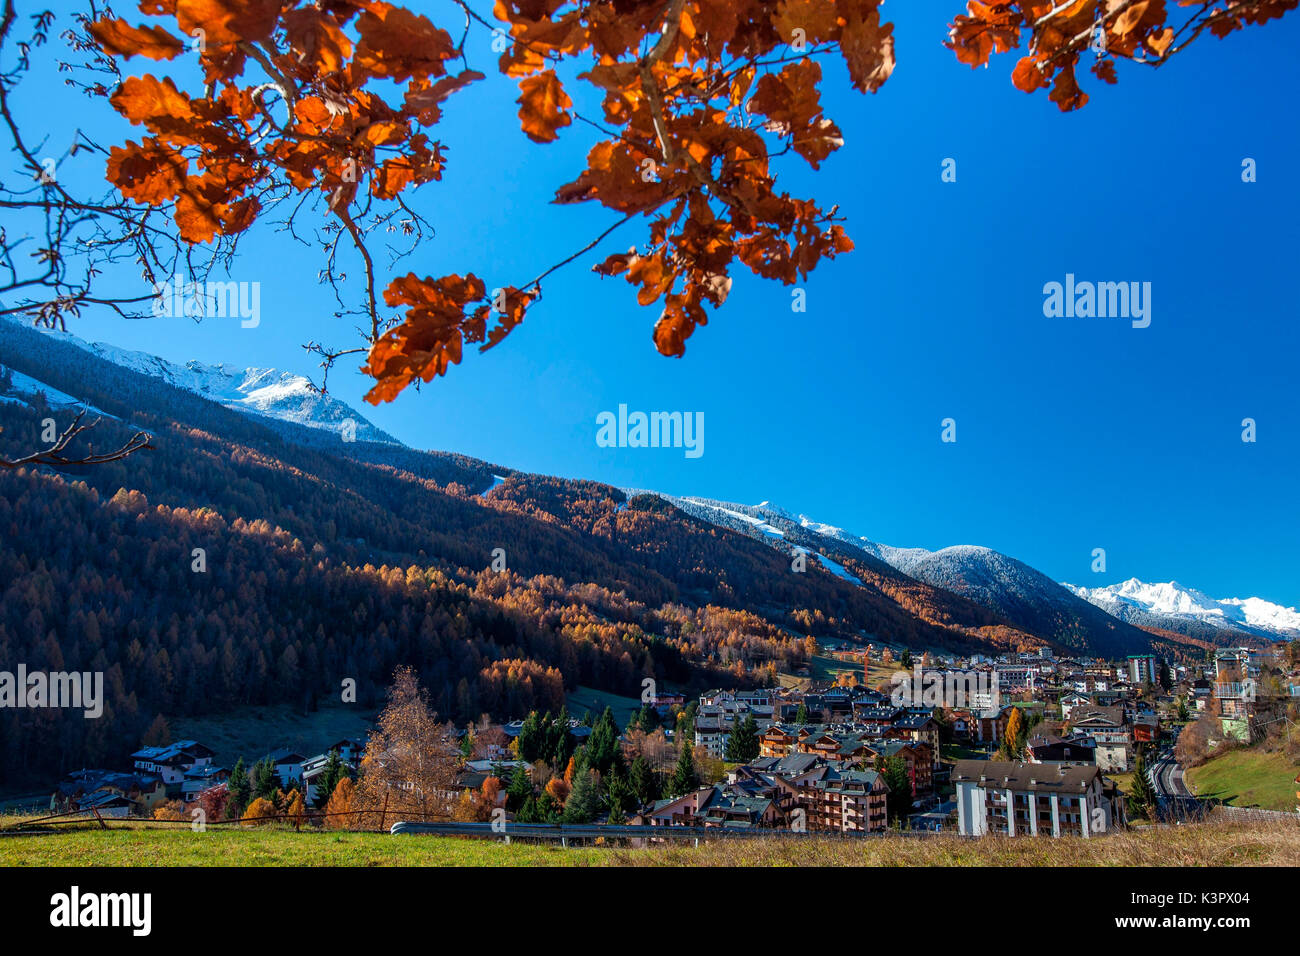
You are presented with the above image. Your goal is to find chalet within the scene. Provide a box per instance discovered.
[796,765,888,833]
[886,712,942,766]
[1059,692,1092,720]
[76,790,134,819]
[953,760,1126,837]
[698,789,781,829]
[130,740,215,791]
[796,727,870,764]
[645,787,719,827]
[301,743,367,804]
[181,765,230,802]
[1025,733,1096,764]
[53,770,165,816]
[758,724,799,759]
[1069,706,1132,772]
[972,706,1012,745]
[866,740,933,797]
[262,750,308,787]
[948,709,973,741]
[854,704,903,735]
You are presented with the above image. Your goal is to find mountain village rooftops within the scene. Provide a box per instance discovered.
[952,760,1101,795]
[129,740,213,763]
[1070,705,1127,728]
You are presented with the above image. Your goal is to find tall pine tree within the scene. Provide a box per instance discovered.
[226,756,250,820]
[669,742,699,797]
[724,713,760,762]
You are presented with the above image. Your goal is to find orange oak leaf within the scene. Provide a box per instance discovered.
[175,0,282,47]
[517,70,572,143]
[106,139,187,204]
[355,6,457,81]
[110,75,195,136]
[282,7,354,74]
[839,3,896,93]
[87,18,186,60]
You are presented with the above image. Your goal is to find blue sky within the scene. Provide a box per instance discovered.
[8,5,1299,606]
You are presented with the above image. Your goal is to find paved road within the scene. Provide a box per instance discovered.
[1148,746,1209,821]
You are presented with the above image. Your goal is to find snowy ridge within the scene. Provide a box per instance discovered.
[627,489,1288,645]
[1066,578,1300,640]
[626,491,859,584]
[5,317,399,445]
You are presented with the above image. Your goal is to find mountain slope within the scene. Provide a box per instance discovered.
[633,494,1155,658]
[0,317,1055,786]
[1067,578,1299,643]
[893,545,1152,658]
[2,316,399,445]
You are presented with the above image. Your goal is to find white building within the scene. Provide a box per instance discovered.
[952,760,1124,838]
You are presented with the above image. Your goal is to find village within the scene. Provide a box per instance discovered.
[44,641,1300,840]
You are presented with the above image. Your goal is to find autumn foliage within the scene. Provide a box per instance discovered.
[85,1,1292,400]
[947,1,1296,112]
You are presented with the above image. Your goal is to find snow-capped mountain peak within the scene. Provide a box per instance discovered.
[1065,578,1300,640]
[3,317,399,445]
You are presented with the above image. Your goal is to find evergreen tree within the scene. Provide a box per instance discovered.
[514,794,541,823]
[536,791,562,822]
[629,755,659,806]
[516,711,543,762]
[636,704,660,732]
[794,703,809,725]
[550,706,574,769]
[563,769,601,823]
[225,756,251,820]
[315,748,348,808]
[724,712,760,762]
[1128,748,1158,820]
[585,708,625,776]
[605,767,635,819]
[900,648,913,669]
[253,757,280,802]
[506,762,532,812]
[668,741,699,797]
[677,701,698,740]
[880,755,913,824]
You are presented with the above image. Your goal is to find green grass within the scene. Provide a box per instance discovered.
[1185,747,1300,811]
[2,818,1298,866]
[564,686,643,728]
[1107,771,1135,795]
[0,827,604,867]
[805,655,899,686]
[170,701,376,768]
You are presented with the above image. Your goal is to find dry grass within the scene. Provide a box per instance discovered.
[602,819,1300,867]
[2,817,1297,866]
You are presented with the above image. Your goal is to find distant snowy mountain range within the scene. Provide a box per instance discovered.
[0,317,399,445]
[5,316,1294,648]
[629,494,1298,646]
[1066,579,1300,641]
